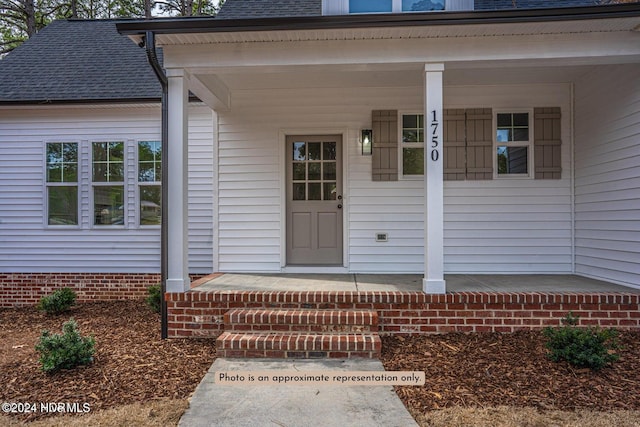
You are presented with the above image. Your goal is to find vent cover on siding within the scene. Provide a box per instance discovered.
[534,107,562,179]
[372,110,398,181]
[443,109,466,181]
[465,108,493,180]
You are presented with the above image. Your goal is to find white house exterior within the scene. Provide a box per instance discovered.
[1,1,640,305]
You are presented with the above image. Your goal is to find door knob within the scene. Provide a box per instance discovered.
[337,195,343,200]
[337,204,343,209]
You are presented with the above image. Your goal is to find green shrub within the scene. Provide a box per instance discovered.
[35,318,95,373]
[543,312,620,370]
[37,287,77,314]
[146,284,162,313]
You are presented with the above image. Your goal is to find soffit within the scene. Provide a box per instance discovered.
[153,17,640,45]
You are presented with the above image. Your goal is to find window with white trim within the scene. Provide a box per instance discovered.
[495,111,533,177]
[138,141,161,226]
[401,113,424,176]
[92,141,125,226]
[46,142,78,225]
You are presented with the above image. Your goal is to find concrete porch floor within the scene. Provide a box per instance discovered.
[194,273,639,293]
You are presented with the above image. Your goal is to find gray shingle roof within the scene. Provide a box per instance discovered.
[0,20,161,104]
[217,0,321,19]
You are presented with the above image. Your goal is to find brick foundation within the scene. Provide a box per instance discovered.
[0,273,161,307]
[166,290,640,338]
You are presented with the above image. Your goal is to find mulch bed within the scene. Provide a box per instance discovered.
[0,300,215,422]
[381,331,640,415]
[2,300,639,423]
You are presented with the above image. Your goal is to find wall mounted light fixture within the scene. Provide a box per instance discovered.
[361,129,372,155]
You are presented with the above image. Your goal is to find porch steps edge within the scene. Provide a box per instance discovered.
[216,331,381,359]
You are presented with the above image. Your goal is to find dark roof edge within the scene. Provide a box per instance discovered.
[0,97,162,106]
[116,4,640,35]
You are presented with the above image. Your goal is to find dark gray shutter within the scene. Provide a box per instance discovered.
[443,109,466,181]
[372,110,398,181]
[465,108,493,180]
[534,107,562,179]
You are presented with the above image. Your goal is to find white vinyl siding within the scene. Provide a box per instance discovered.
[574,64,640,288]
[217,83,573,274]
[0,105,214,274]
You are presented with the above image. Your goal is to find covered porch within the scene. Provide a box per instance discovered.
[117,5,640,302]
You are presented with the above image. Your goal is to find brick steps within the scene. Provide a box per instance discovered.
[217,308,381,359]
[224,308,378,333]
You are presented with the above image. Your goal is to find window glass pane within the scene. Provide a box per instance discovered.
[403,130,418,143]
[496,129,510,143]
[323,183,337,200]
[403,115,417,129]
[513,128,529,141]
[93,142,124,182]
[109,163,124,182]
[293,142,306,161]
[349,0,392,13]
[497,113,512,127]
[47,142,77,183]
[308,163,321,180]
[323,162,336,180]
[308,183,321,200]
[308,142,321,160]
[94,186,124,225]
[513,113,529,127]
[403,147,424,175]
[402,0,444,11]
[48,186,77,225]
[293,163,306,180]
[138,141,161,183]
[497,146,528,175]
[323,142,336,160]
[140,186,161,225]
[292,183,305,201]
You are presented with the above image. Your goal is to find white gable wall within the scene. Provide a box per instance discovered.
[574,64,640,288]
[217,82,573,274]
[0,105,214,274]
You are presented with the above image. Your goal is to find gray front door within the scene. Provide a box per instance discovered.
[286,135,343,265]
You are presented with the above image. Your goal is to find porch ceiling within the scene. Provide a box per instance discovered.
[197,63,597,93]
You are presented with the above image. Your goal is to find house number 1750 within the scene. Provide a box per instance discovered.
[430,110,440,162]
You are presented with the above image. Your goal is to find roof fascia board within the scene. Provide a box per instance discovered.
[116,4,640,36]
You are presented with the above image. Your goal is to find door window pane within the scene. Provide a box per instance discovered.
[293,142,306,161]
[308,142,321,160]
[308,163,321,180]
[308,183,321,200]
[293,183,305,201]
[349,0,392,13]
[323,162,336,180]
[323,183,337,200]
[323,142,336,160]
[293,163,306,180]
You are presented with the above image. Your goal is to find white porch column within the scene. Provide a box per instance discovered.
[166,68,190,293]
[423,63,446,294]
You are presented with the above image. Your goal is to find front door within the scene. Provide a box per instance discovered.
[286,135,343,265]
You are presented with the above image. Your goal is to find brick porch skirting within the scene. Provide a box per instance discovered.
[166,290,640,338]
[0,273,161,307]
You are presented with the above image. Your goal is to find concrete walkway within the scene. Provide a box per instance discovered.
[195,273,639,293]
[179,358,419,427]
